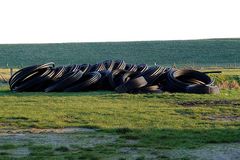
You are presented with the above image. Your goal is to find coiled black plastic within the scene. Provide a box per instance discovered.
[9,60,220,94]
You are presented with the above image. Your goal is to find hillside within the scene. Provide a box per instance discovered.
[0,39,240,68]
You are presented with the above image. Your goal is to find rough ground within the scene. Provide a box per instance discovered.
[0,128,239,160]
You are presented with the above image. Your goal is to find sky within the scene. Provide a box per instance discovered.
[0,0,239,43]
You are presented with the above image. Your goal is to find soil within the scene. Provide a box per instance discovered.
[177,99,240,107]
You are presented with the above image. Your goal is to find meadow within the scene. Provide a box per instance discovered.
[0,39,240,159]
[0,85,240,159]
[0,68,240,159]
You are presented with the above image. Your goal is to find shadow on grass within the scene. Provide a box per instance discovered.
[0,85,114,97]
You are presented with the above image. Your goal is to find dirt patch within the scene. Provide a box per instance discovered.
[0,128,115,148]
[0,123,9,127]
[11,147,30,158]
[0,127,118,158]
[0,147,30,158]
[0,127,98,135]
[165,143,240,160]
[125,139,139,145]
[117,147,158,160]
[116,143,240,160]
[178,100,240,107]
[203,115,240,121]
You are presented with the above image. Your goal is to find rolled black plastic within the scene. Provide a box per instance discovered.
[9,60,220,94]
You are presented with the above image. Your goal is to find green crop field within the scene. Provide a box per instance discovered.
[1,39,240,68]
[1,39,240,159]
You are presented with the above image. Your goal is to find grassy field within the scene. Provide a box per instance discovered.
[1,39,240,159]
[0,84,240,159]
[1,39,240,68]
[0,72,240,159]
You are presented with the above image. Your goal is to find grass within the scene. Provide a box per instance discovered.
[0,85,240,159]
[0,86,240,130]
[1,38,240,158]
[1,39,240,68]
[0,75,240,159]
[1,79,239,159]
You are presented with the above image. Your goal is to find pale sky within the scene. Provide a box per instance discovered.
[0,0,239,43]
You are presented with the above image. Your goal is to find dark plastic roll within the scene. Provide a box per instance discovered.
[64,71,101,92]
[9,62,55,91]
[166,69,217,94]
[45,70,83,92]
[9,60,220,94]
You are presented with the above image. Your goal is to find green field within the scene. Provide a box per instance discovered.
[1,39,240,68]
[0,85,240,159]
[0,66,240,159]
[1,39,240,159]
